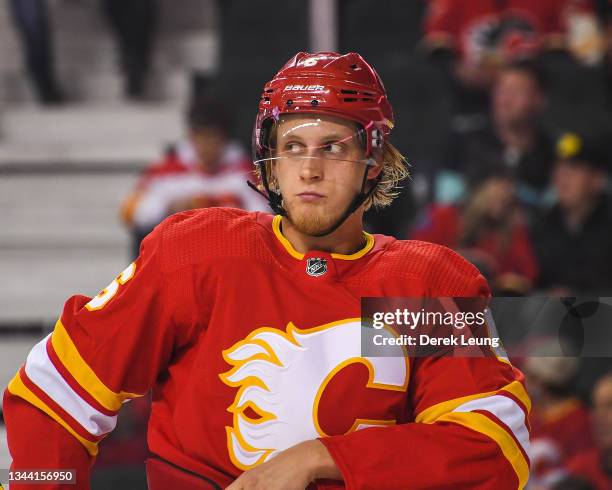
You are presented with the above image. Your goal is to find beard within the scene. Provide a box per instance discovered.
[283,200,341,236]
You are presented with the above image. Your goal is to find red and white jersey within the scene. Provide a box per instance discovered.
[131,140,267,229]
[4,208,531,489]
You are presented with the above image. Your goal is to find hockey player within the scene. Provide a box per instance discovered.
[3,52,530,489]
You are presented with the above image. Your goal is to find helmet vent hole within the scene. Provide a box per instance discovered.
[341,89,358,95]
[344,98,357,102]
[311,99,319,106]
[350,64,359,70]
[286,100,293,106]
[265,88,274,93]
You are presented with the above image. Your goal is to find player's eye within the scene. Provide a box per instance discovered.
[323,142,344,155]
[285,142,304,154]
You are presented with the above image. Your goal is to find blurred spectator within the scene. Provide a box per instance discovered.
[411,175,538,295]
[565,372,612,489]
[101,0,158,99]
[531,132,612,295]
[121,96,267,257]
[8,0,65,104]
[526,352,595,486]
[422,0,602,116]
[438,61,555,205]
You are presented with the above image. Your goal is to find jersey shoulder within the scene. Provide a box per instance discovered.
[150,207,271,271]
[378,238,490,296]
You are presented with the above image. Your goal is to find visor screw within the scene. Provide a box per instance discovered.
[311,99,319,106]
[286,99,293,106]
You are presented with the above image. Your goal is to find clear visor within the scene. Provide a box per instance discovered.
[255,115,376,167]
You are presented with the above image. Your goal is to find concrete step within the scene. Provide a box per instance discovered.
[0,172,139,247]
[0,104,182,144]
[0,172,138,322]
[0,425,9,469]
[0,246,133,323]
[0,103,183,164]
[0,41,212,105]
[0,72,32,106]
[0,141,168,166]
[0,69,195,107]
[0,0,217,105]
[0,0,112,69]
[0,0,215,44]
[0,69,196,108]
[0,35,217,75]
[0,335,45,397]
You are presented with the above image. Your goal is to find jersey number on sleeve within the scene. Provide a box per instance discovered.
[85,262,136,311]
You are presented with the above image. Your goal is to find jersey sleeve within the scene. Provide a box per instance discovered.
[319,273,531,489]
[3,390,93,489]
[3,216,201,481]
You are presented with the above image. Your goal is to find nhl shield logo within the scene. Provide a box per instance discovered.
[306,257,327,277]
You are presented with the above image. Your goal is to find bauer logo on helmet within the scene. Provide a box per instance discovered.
[283,85,325,92]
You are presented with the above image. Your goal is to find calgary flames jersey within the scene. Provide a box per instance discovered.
[4,208,531,489]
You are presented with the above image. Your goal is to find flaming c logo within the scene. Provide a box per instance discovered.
[219,318,409,470]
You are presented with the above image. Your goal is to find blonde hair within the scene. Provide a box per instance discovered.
[254,139,411,211]
[368,141,411,209]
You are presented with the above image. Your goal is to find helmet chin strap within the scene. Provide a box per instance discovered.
[247,160,286,216]
[248,162,381,238]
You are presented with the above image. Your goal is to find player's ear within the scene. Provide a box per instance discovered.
[367,162,383,180]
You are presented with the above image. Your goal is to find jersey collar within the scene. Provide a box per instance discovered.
[271,215,374,261]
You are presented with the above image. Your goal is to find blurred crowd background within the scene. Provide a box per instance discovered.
[1,0,612,488]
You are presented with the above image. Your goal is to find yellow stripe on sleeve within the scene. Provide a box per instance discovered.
[7,372,99,456]
[432,411,529,489]
[501,380,531,413]
[51,320,141,412]
[415,380,531,424]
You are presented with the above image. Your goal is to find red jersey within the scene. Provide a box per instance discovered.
[424,0,594,63]
[529,398,596,483]
[4,208,531,489]
[567,448,612,490]
[410,204,539,283]
[531,398,595,462]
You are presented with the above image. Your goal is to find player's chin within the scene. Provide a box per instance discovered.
[286,205,339,236]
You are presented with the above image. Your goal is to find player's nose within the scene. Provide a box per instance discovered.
[298,152,324,181]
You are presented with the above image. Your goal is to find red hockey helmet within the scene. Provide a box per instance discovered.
[253,51,395,162]
[248,52,395,235]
